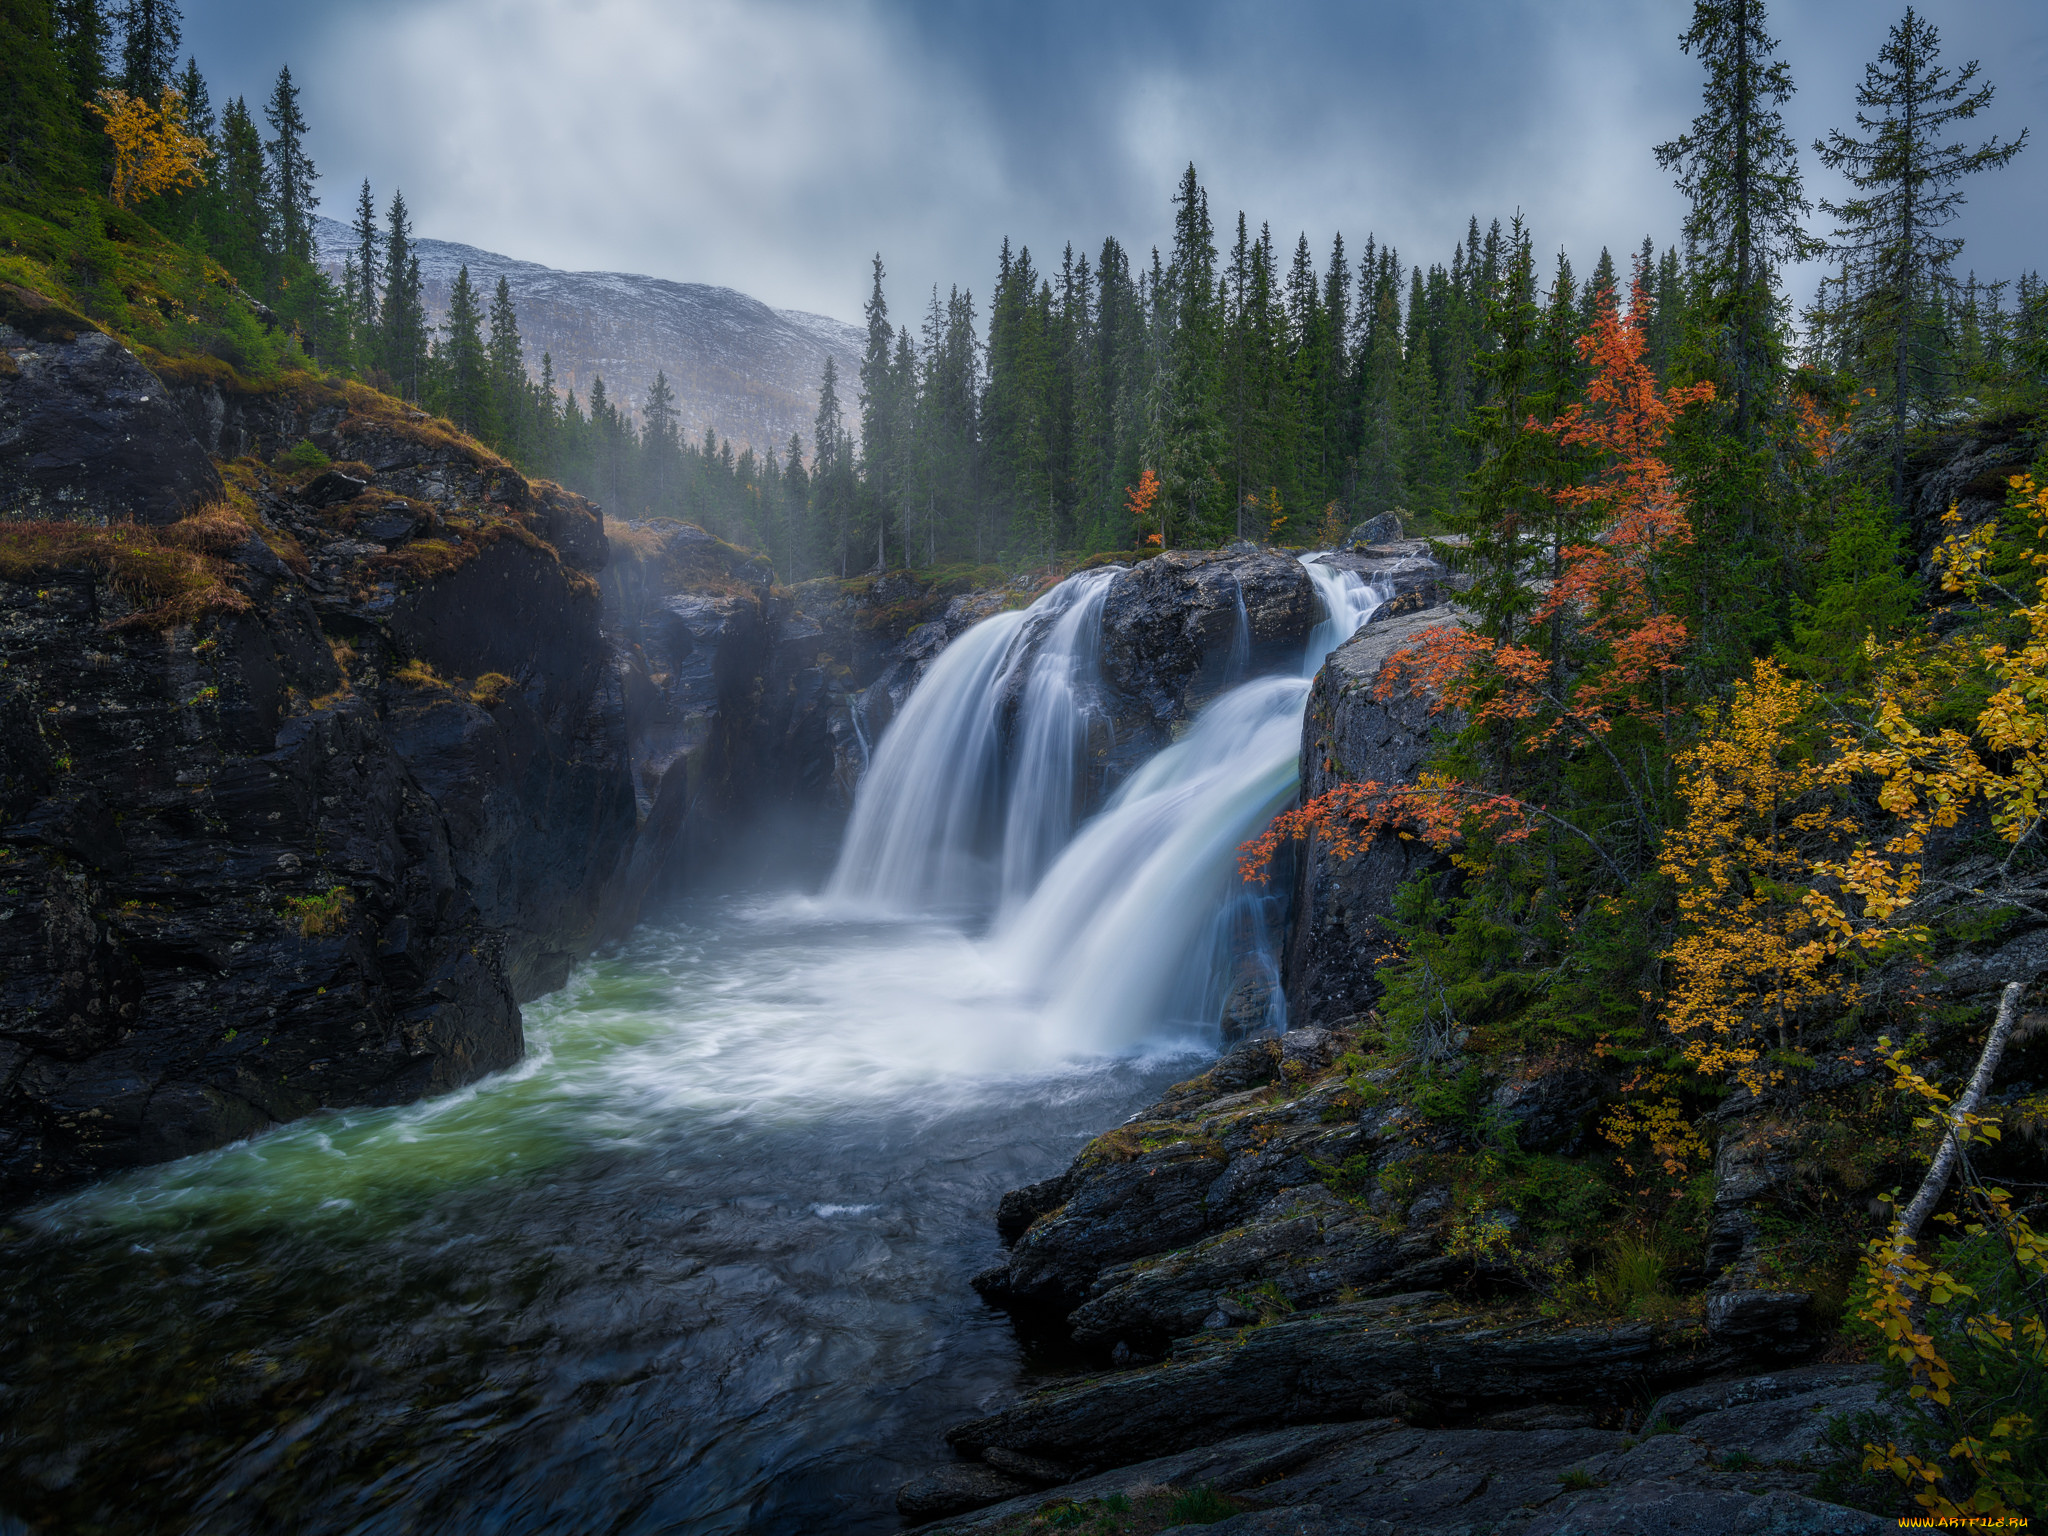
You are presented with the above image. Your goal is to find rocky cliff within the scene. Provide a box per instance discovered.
[0,298,789,1205]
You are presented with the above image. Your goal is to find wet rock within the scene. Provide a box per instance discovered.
[1,290,225,524]
[1704,1290,1815,1352]
[997,1170,1076,1246]
[1098,548,1319,730]
[980,1446,1076,1487]
[946,1292,1730,1469]
[1643,1362,1882,1430]
[1284,604,1465,1027]
[0,379,651,1206]
[976,1139,1230,1314]
[1936,925,2048,995]
[1346,511,1404,547]
[355,506,419,545]
[895,1463,1035,1519]
[1488,1066,1604,1154]
[916,1361,1895,1533]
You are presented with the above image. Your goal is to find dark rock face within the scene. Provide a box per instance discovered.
[911,1367,1892,1535]
[944,1291,1753,1470]
[602,522,846,897]
[972,1026,1464,1347]
[1284,603,1464,1026]
[0,358,670,1205]
[1098,547,1318,733]
[1,303,224,525]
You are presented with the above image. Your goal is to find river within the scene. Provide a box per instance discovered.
[0,557,1387,1535]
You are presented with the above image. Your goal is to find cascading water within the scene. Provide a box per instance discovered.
[825,570,1117,915]
[991,557,1395,1048]
[830,552,1394,1049]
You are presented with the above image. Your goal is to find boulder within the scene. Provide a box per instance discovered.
[1,289,224,524]
[1346,511,1404,547]
[1098,548,1319,730]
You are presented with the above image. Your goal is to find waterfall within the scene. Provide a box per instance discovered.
[829,553,1392,1045]
[994,675,1310,1049]
[999,570,1117,905]
[1301,558,1391,676]
[825,570,1116,915]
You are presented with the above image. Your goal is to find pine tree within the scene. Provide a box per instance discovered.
[1145,163,1226,546]
[379,190,426,399]
[486,275,526,456]
[1815,6,2028,499]
[351,178,379,344]
[435,264,491,436]
[1654,0,1819,436]
[209,95,269,277]
[641,370,678,508]
[261,64,316,266]
[116,0,177,101]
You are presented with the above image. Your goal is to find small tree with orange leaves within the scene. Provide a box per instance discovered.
[1126,468,1163,548]
[1251,276,1714,893]
[88,86,210,208]
[1244,275,1714,1057]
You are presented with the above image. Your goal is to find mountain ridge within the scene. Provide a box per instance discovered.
[311,214,866,457]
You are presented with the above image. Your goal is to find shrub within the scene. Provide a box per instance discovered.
[279,439,331,473]
[283,886,352,937]
[1165,1484,1237,1524]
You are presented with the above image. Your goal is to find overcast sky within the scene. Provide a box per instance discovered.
[183,0,2044,325]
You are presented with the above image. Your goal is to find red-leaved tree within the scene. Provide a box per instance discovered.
[1243,276,1714,882]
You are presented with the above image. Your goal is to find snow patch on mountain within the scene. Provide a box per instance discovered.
[312,215,866,456]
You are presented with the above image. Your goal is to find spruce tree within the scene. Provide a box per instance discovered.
[173,54,208,135]
[857,255,898,566]
[3,0,93,195]
[54,0,112,105]
[1449,215,1545,646]
[1654,0,1818,436]
[486,275,526,455]
[379,191,426,399]
[116,0,177,101]
[351,178,380,344]
[261,64,316,266]
[210,96,270,277]
[813,355,850,573]
[1145,164,1226,546]
[641,370,678,509]
[1815,7,2028,498]
[437,264,491,436]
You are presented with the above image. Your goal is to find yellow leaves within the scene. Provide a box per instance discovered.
[1599,1095,1708,1177]
[88,87,210,208]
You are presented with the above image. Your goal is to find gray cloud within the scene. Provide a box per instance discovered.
[185,0,2044,323]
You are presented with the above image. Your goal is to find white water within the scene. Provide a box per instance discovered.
[827,554,1392,1049]
[826,571,1118,915]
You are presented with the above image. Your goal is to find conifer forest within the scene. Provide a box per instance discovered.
[2,1,2047,1532]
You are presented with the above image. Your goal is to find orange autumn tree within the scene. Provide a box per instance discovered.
[88,87,210,209]
[1127,468,1163,547]
[1245,276,1714,890]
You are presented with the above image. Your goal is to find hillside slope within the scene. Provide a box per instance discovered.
[311,216,866,456]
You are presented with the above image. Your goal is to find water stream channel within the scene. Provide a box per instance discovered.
[0,558,1389,1535]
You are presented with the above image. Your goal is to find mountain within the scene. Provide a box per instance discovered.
[312,216,867,456]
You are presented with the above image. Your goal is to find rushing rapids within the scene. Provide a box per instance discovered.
[0,551,1391,1536]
